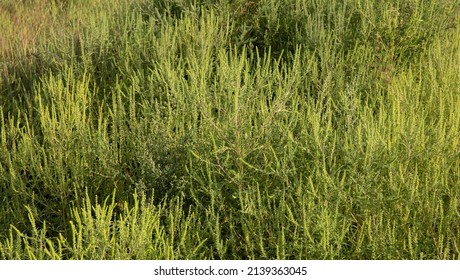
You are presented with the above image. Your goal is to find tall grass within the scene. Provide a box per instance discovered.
[0,0,459,259]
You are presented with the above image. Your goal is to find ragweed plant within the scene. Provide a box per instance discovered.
[1,0,459,259]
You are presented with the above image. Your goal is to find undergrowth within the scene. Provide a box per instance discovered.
[0,0,459,259]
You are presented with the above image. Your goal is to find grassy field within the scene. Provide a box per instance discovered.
[0,0,459,259]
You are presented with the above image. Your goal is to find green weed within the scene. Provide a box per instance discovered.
[1,0,459,259]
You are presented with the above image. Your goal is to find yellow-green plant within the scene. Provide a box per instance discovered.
[1,0,459,259]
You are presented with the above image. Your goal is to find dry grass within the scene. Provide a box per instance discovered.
[0,0,131,61]
[0,1,52,59]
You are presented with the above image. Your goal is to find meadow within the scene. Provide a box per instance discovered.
[0,0,459,259]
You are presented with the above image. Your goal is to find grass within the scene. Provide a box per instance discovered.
[0,0,459,259]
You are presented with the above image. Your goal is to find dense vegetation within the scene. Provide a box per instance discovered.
[0,0,459,259]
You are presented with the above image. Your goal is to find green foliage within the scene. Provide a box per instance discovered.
[1,0,460,259]
[0,192,208,259]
